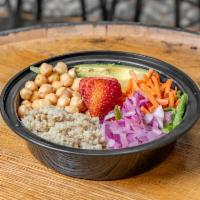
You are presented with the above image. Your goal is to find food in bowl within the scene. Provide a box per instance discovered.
[19,62,188,150]
[18,62,87,118]
[22,107,105,149]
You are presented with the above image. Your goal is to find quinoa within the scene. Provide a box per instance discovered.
[21,106,106,150]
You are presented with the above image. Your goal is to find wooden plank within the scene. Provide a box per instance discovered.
[0,24,200,200]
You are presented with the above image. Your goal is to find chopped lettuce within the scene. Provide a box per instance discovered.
[172,93,188,129]
[162,93,188,132]
[176,90,181,99]
[162,123,173,133]
[30,66,40,74]
[162,109,175,133]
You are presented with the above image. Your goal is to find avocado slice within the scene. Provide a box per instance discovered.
[74,64,147,91]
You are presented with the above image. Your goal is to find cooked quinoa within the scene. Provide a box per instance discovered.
[21,106,106,149]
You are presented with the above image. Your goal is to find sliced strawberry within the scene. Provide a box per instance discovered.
[79,77,122,117]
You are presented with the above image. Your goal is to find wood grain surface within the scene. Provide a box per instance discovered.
[0,23,200,200]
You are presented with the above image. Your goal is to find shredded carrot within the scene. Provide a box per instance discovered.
[169,92,174,107]
[140,83,158,107]
[147,69,154,78]
[136,80,144,85]
[151,90,157,97]
[172,90,177,101]
[153,71,160,80]
[149,106,156,112]
[165,79,173,94]
[175,99,180,107]
[140,106,149,114]
[156,98,169,106]
[140,84,152,95]
[151,76,161,98]
[160,83,166,92]
[146,79,154,89]
[124,69,177,111]
[163,92,169,99]
[143,74,149,82]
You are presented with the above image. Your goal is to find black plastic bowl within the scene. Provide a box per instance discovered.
[1,51,200,180]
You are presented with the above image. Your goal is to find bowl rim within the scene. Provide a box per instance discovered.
[1,50,200,156]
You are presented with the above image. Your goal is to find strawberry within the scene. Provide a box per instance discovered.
[80,77,122,117]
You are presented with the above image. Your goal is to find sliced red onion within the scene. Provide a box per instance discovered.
[107,139,115,148]
[120,133,129,148]
[144,113,154,124]
[153,105,164,119]
[123,110,136,117]
[164,111,172,123]
[153,105,164,128]
[102,92,165,150]
[139,99,149,107]
[104,111,115,121]
[157,118,164,129]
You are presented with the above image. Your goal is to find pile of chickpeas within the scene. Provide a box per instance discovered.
[18,62,87,118]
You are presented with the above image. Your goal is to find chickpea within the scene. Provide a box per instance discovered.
[25,81,38,91]
[68,68,76,78]
[35,74,47,86]
[32,99,51,109]
[60,73,74,87]
[52,81,62,90]
[20,88,32,100]
[65,106,79,113]
[21,100,32,108]
[57,94,70,108]
[66,88,73,97]
[45,93,58,105]
[70,96,85,111]
[40,63,53,76]
[67,87,73,94]
[71,78,81,91]
[72,91,81,98]
[56,87,72,98]
[18,105,30,118]
[38,84,53,98]
[32,99,40,109]
[48,72,59,83]
[30,91,39,102]
[54,62,68,75]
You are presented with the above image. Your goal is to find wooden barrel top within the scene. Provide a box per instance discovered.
[0,23,200,200]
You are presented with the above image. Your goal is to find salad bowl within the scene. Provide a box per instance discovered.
[1,51,200,180]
